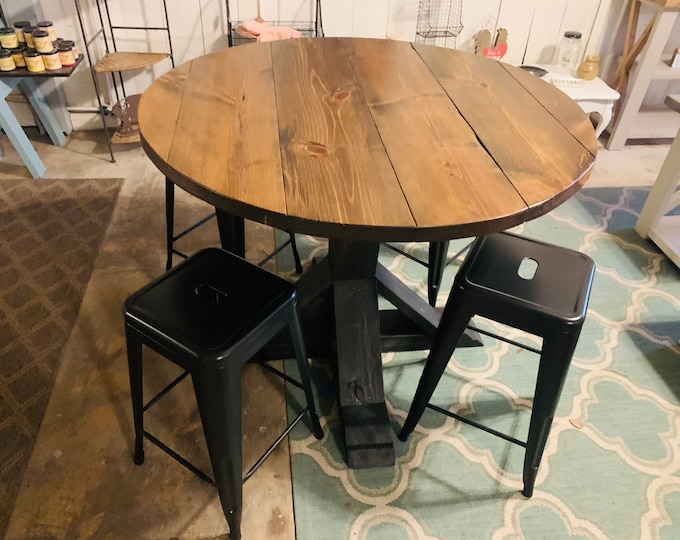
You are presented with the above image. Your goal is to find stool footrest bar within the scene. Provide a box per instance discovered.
[466,325,542,355]
[143,430,216,485]
[426,403,527,448]
[173,213,216,243]
[256,360,304,390]
[257,238,292,267]
[143,370,190,412]
[243,407,308,483]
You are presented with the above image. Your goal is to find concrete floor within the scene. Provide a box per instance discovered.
[0,128,673,539]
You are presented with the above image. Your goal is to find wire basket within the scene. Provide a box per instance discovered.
[228,0,323,46]
[416,0,463,48]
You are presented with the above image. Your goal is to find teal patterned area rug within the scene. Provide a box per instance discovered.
[279,187,680,540]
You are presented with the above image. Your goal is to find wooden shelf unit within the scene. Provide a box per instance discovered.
[607,0,680,149]
[635,94,680,267]
[74,0,174,160]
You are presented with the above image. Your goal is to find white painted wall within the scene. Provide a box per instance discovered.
[6,0,678,130]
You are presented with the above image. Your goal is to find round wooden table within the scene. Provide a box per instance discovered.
[139,37,596,470]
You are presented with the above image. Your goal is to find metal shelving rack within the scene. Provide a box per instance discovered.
[74,0,174,162]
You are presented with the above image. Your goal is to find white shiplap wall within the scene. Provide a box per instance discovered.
[17,0,658,129]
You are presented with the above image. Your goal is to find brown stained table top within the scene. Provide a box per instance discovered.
[139,37,596,244]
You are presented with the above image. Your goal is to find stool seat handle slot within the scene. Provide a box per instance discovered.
[195,283,229,306]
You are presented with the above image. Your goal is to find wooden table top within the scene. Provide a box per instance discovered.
[139,38,596,242]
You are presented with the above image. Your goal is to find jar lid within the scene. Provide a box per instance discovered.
[13,21,31,29]
[23,26,37,33]
[9,45,27,53]
[0,49,12,57]
[37,21,53,27]
[564,31,582,39]
[0,27,16,35]
[57,42,72,51]
[32,30,49,38]
[23,48,40,57]
[41,48,59,55]
[60,40,75,47]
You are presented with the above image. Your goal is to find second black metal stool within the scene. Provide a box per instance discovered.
[399,232,595,497]
[165,178,303,273]
[124,247,323,539]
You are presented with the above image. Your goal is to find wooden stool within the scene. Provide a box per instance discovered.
[124,248,323,539]
[398,232,595,497]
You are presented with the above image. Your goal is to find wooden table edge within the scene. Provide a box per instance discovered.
[142,136,594,243]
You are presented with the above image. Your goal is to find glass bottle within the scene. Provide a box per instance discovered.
[555,31,583,75]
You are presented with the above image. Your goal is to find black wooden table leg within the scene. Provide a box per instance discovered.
[328,240,395,468]
[215,209,245,258]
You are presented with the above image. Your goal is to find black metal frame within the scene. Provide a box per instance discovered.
[73,0,174,162]
[125,247,324,539]
[139,360,311,487]
[227,0,324,46]
[382,240,473,306]
[415,0,464,48]
[398,232,596,497]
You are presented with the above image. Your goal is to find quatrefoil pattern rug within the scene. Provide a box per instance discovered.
[280,187,680,540]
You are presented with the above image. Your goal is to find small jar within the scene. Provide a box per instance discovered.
[13,21,31,44]
[57,42,76,66]
[10,45,27,67]
[0,27,19,49]
[36,20,56,41]
[32,29,52,53]
[555,31,583,75]
[23,26,37,48]
[577,54,600,81]
[42,48,62,70]
[60,39,78,60]
[0,49,16,72]
[24,48,45,73]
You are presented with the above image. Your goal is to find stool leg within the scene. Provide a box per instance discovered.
[427,241,449,307]
[124,324,145,465]
[289,307,323,439]
[165,177,175,271]
[398,289,473,441]
[522,328,580,497]
[289,232,304,275]
[192,364,244,539]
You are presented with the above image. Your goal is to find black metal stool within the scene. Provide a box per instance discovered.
[124,247,323,539]
[382,240,472,306]
[165,178,303,273]
[398,232,595,497]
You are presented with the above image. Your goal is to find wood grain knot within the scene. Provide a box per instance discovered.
[305,142,329,155]
[333,90,350,101]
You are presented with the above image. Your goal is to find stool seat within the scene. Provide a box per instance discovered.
[398,232,595,497]
[459,232,593,326]
[124,248,323,539]
[127,247,296,353]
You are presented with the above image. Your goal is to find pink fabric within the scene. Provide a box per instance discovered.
[241,19,301,42]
